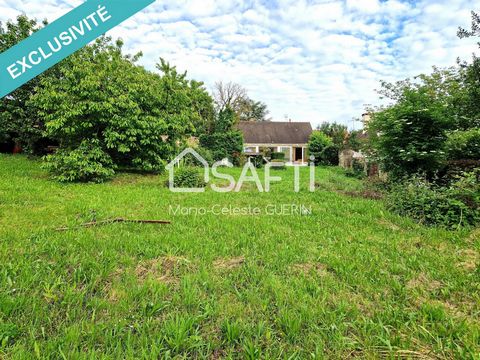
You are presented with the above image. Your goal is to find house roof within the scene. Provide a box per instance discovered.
[237,121,313,145]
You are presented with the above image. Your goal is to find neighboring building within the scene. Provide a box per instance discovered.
[237,121,313,165]
[361,113,371,132]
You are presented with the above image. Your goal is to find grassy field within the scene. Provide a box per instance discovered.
[0,154,479,359]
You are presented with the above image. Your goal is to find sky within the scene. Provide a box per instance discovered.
[0,0,479,129]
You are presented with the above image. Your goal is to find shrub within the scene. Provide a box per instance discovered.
[445,129,480,161]
[308,131,334,165]
[199,132,243,164]
[169,167,206,188]
[441,159,480,184]
[345,158,366,179]
[386,173,479,228]
[250,155,264,168]
[180,146,213,167]
[43,140,115,183]
[271,152,285,160]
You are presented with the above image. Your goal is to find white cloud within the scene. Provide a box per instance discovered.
[0,0,478,128]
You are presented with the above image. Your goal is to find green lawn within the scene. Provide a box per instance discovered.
[0,155,479,359]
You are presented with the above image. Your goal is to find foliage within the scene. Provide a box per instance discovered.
[186,80,215,136]
[249,155,264,168]
[200,107,244,165]
[30,38,210,181]
[239,99,270,122]
[368,88,449,179]
[0,15,58,154]
[386,173,479,228]
[308,131,334,166]
[43,140,115,183]
[316,122,348,165]
[457,11,480,131]
[170,166,206,188]
[181,146,214,167]
[445,128,480,160]
[317,122,348,147]
[212,81,270,122]
[346,130,365,152]
[458,11,480,40]
[345,159,366,179]
[270,152,285,160]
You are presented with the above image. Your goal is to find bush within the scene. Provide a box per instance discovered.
[445,129,480,160]
[345,158,366,179]
[43,140,116,183]
[308,131,334,165]
[169,167,206,188]
[441,159,480,184]
[250,155,264,168]
[271,152,285,161]
[180,146,213,166]
[199,132,243,165]
[386,173,479,228]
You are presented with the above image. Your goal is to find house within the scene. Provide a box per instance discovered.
[237,121,313,165]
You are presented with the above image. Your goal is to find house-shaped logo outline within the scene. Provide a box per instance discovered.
[166,148,210,193]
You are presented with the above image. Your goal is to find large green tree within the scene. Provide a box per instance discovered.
[31,38,208,181]
[316,122,348,165]
[308,131,334,166]
[155,59,214,137]
[458,11,480,129]
[0,15,58,154]
[369,87,449,179]
[199,107,244,165]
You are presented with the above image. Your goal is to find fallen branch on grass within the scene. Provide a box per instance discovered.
[56,218,171,231]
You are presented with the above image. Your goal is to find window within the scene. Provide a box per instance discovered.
[279,146,291,160]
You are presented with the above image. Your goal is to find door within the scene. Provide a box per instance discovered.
[294,147,303,162]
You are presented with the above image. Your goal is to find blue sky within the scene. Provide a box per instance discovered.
[1,0,479,128]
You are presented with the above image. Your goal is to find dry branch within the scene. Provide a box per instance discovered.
[56,217,171,231]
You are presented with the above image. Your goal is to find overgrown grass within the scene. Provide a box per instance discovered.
[0,155,479,359]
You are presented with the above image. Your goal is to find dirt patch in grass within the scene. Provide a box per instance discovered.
[456,249,479,272]
[291,262,331,277]
[213,256,245,270]
[407,273,442,292]
[378,219,401,231]
[108,287,127,303]
[135,256,190,284]
[467,228,480,243]
[341,190,384,200]
[345,347,441,360]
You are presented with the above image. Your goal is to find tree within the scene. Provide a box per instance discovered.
[346,130,364,152]
[156,59,214,137]
[199,107,244,165]
[458,11,480,40]
[212,81,270,122]
[213,81,248,113]
[239,99,270,122]
[0,15,58,154]
[316,122,348,165]
[368,88,449,179]
[308,131,334,166]
[31,38,201,181]
[457,11,480,130]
